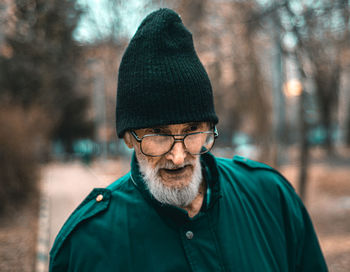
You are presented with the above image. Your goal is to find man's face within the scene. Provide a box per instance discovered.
[124,122,210,206]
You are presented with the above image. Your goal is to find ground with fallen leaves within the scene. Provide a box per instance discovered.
[0,197,39,272]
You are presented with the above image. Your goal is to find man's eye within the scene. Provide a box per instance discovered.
[189,125,198,132]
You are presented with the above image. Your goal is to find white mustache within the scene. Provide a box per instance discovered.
[158,162,191,170]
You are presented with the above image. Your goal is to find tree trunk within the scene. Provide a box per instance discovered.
[298,89,310,201]
[323,110,333,154]
[346,96,350,146]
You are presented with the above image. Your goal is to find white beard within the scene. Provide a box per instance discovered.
[138,156,202,207]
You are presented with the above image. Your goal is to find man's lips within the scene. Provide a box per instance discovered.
[161,165,190,175]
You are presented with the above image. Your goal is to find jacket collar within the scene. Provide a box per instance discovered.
[130,151,221,224]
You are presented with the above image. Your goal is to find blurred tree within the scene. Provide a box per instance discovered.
[76,0,122,42]
[278,0,350,154]
[0,0,93,154]
[224,1,272,162]
[347,106,350,146]
[0,104,49,216]
[254,0,350,198]
[175,0,273,162]
[53,96,93,153]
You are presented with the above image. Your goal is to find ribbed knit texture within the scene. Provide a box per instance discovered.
[116,8,218,138]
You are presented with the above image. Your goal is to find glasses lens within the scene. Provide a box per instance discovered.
[141,135,174,156]
[185,132,215,155]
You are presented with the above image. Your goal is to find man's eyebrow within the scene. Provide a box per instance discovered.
[188,122,201,126]
[145,125,170,132]
[151,125,169,129]
[186,122,204,128]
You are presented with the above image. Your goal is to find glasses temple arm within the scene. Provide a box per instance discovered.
[130,131,142,142]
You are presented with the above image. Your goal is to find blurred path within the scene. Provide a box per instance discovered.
[36,159,129,271]
[46,162,105,248]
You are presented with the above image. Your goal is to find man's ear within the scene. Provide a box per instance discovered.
[123,132,134,149]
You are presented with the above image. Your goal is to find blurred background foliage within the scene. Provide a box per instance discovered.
[0,0,349,214]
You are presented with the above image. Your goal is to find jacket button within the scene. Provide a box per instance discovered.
[185,231,194,240]
[96,194,103,202]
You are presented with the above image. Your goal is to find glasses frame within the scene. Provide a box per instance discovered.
[130,126,219,157]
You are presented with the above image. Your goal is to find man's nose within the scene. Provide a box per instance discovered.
[165,140,186,165]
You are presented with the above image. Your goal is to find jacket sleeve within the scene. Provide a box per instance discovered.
[273,167,328,271]
[49,242,71,272]
[233,156,328,271]
[295,200,328,271]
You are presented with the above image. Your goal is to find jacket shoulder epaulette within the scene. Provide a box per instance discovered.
[233,155,274,170]
[50,188,111,261]
[232,155,295,190]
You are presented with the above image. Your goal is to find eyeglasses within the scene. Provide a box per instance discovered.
[130,127,219,157]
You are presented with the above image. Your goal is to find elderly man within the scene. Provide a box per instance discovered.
[49,8,327,271]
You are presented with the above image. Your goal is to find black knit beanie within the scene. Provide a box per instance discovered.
[116,8,218,138]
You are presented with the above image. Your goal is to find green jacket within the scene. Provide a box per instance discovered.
[49,153,327,271]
